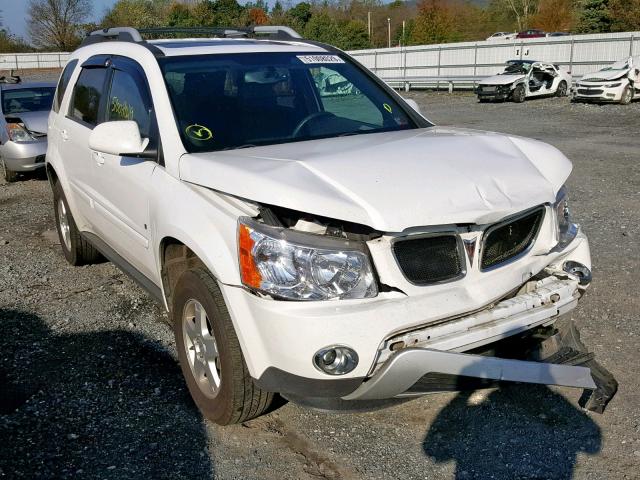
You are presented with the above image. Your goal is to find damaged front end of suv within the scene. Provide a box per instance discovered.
[181,127,617,415]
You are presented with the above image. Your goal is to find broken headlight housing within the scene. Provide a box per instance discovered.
[238,217,378,301]
[554,185,578,249]
[6,122,35,143]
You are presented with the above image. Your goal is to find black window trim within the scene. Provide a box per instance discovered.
[53,59,79,114]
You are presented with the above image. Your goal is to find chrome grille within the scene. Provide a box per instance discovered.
[480,207,544,270]
[393,234,464,285]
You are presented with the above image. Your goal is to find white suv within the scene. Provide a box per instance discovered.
[46,27,616,425]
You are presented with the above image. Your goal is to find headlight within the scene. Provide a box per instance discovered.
[554,186,578,249]
[605,82,622,88]
[6,123,35,142]
[238,217,378,301]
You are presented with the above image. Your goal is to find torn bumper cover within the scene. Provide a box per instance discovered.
[343,320,617,414]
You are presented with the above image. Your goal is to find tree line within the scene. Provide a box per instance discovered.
[1,0,639,53]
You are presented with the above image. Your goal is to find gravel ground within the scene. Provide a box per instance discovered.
[1,73,639,479]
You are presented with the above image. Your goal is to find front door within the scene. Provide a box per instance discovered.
[87,58,158,281]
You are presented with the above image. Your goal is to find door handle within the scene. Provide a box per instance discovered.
[92,151,105,166]
[60,129,69,141]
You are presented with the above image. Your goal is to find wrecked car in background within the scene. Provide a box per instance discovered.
[47,26,616,426]
[0,77,55,182]
[476,60,571,103]
[573,56,640,104]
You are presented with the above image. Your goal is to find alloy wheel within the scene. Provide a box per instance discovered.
[182,299,222,398]
[57,198,72,251]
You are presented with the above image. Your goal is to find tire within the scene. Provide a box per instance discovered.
[52,180,101,265]
[1,159,17,183]
[555,80,568,97]
[620,85,633,105]
[172,268,273,425]
[512,84,526,103]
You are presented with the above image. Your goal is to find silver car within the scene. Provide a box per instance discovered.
[0,80,56,182]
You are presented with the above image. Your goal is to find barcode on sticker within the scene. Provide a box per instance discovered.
[297,55,345,64]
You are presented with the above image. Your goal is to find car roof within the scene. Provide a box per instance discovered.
[0,81,57,90]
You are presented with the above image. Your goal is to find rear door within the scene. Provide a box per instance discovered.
[86,56,158,280]
[57,57,110,228]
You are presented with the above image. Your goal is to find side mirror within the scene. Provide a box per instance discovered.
[89,120,150,157]
[403,98,421,114]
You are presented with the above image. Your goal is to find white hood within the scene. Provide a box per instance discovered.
[581,69,629,82]
[479,74,524,85]
[179,128,572,232]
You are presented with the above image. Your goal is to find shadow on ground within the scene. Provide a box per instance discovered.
[0,309,213,479]
[423,384,601,479]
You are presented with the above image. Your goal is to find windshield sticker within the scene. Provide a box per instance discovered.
[383,103,393,113]
[297,55,345,65]
[186,124,213,141]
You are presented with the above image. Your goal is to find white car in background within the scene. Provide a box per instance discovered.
[486,32,515,41]
[46,26,616,425]
[574,56,640,104]
[476,60,572,103]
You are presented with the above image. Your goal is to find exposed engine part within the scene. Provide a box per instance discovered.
[257,203,381,241]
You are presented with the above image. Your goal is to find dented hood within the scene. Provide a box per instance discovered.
[479,74,524,85]
[179,127,572,232]
[580,69,629,82]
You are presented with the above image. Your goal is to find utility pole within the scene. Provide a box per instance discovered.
[367,11,371,41]
[402,20,405,48]
[387,17,391,49]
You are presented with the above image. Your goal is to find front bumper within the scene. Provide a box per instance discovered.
[573,82,626,102]
[343,318,617,413]
[476,88,511,100]
[0,139,47,171]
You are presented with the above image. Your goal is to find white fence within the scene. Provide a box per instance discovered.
[348,31,640,89]
[2,31,639,90]
[0,52,71,71]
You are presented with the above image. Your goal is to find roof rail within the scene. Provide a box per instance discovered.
[138,26,302,40]
[81,26,302,46]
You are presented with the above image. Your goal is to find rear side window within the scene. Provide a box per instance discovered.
[106,69,152,137]
[53,59,78,113]
[69,68,107,127]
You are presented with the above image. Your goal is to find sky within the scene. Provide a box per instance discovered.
[2,0,119,39]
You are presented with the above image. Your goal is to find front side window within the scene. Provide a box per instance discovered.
[53,59,78,113]
[106,69,152,137]
[159,52,420,153]
[69,68,107,127]
[2,87,56,114]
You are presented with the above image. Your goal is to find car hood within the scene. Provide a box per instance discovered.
[5,110,48,135]
[580,69,629,82]
[179,128,571,232]
[479,74,524,85]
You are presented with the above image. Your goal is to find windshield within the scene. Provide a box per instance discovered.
[1,87,55,114]
[159,52,418,152]
[502,61,530,75]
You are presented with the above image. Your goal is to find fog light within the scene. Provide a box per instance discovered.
[313,346,358,375]
[563,261,592,286]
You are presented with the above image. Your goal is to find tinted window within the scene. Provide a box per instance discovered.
[159,52,418,153]
[70,68,107,126]
[53,59,78,113]
[2,87,55,114]
[106,69,152,137]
